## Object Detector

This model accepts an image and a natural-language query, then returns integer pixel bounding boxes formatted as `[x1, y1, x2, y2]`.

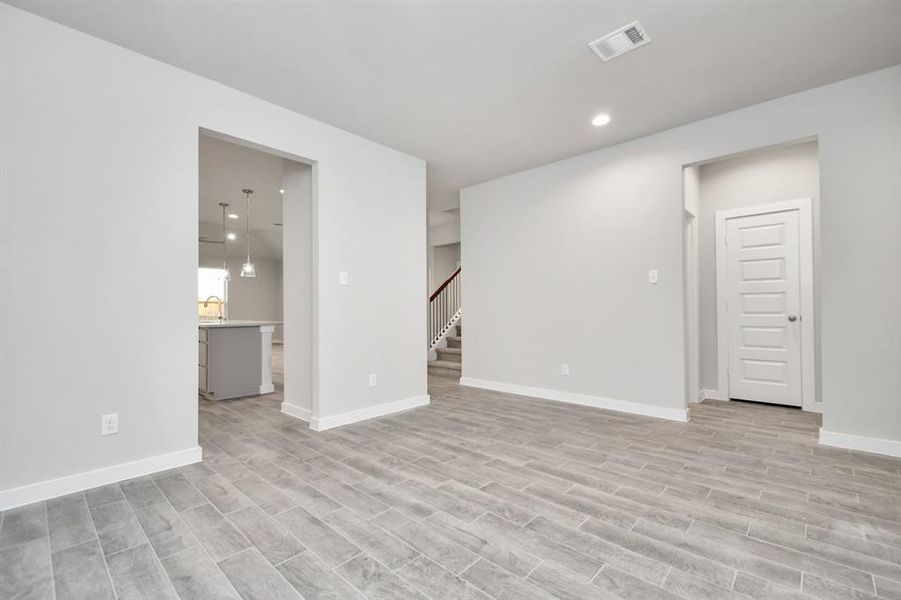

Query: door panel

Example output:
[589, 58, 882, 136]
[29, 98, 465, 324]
[740, 258, 784, 281]
[740, 293, 786, 314]
[726, 210, 802, 406]
[740, 327, 786, 348]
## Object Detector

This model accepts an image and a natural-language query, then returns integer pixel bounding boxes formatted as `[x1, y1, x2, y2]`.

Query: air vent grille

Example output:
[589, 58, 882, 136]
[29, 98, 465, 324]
[624, 26, 645, 44]
[588, 21, 651, 62]
[592, 40, 615, 59]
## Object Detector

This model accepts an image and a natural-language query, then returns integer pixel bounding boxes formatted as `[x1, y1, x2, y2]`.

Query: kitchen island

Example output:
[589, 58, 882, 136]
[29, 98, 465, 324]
[199, 320, 280, 400]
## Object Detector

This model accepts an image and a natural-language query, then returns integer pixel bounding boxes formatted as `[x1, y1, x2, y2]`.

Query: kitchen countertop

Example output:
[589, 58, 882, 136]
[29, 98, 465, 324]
[198, 320, 283, 328]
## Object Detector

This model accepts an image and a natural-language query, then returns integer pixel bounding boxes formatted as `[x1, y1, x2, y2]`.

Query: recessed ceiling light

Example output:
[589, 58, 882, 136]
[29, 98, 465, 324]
[279, 189, 285, 194]
[592, 114, 611, 127]
[227, 213, 239, 219]
[226, 233, 237, 240]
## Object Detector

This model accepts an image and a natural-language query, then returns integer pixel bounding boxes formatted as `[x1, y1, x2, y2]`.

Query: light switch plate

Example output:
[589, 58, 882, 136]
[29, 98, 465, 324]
[561, 363, 570, 376]
[648, 269, 659, 284]
[338, 271, 349, 286]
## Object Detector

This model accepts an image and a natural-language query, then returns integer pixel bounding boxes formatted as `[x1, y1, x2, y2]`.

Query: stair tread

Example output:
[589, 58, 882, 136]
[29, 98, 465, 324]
[429, 360, 462, 370]
[437, 347, 462, 355]
[446, 336, 462, 342]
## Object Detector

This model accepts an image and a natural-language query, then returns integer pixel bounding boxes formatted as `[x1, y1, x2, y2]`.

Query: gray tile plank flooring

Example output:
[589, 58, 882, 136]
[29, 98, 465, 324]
[179, 504, 250, 563]
[336, 554, 429, 600]
[89, 500, 148, 557]
[46, 494, 95, 553]
[160, 546, 240, 600]
[131, 500, 198, 560]
[226, 506, 304, 566]
[276, 551, 366, 600]
[106, 543, 178, 600]
[217, 548, 301, 600]
[51, 540, 115, 600]
[4, 357, 901, 599]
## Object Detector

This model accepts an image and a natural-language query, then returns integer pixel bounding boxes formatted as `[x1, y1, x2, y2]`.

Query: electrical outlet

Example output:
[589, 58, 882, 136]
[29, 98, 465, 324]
[369, 373, 377, 387]
[561, 363, 570, 376]
[338, 271, 349, 286]
[648, 269, 659, 284]
[101, 413, 118, 435]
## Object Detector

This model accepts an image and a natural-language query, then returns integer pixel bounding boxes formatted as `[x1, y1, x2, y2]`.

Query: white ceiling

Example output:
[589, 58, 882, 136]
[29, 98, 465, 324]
[10, 1, 901, 212]
[199, 134, 284, 260]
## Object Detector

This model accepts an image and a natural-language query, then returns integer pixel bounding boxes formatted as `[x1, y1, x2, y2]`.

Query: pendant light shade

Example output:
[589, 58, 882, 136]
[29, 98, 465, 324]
[240, 188, 256, 278]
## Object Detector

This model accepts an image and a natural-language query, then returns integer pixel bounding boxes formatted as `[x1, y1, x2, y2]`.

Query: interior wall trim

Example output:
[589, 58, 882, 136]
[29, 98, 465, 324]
[459, 377, 689, 422]
[700, 388, 728, 401]
[819, 429, 901, 458]
[308, 394, 431, 431]
[0, 446, 202, 511]
[281, 402, 312, 422]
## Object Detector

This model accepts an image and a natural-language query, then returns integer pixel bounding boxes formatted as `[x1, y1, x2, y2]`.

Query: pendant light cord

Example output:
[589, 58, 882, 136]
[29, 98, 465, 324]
[219, 202, 229, 273]
[245, 191, 252, 262]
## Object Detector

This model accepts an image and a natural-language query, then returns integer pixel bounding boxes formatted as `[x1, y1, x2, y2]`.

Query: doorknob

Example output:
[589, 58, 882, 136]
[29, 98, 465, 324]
[788, 315, 798, 322]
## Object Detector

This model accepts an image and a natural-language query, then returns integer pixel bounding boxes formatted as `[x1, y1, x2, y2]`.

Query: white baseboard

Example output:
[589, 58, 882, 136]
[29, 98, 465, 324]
[459, 378, 688, 422]
[310, 394, 431, 432]
[281, 402, 312, 422]
[819, 429, 901, 458]
[0, 446, 202, 511]
[259, 383, 275, 394]
[700, 388, 727, 401]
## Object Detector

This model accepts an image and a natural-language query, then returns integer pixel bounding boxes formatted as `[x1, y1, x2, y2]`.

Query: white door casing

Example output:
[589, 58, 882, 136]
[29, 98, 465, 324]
[683, 209, 700, 404]
[715, 199, 817, 412]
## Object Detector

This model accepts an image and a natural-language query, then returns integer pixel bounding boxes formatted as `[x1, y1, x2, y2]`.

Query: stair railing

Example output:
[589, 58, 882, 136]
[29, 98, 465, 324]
[429, 267, 461, 348]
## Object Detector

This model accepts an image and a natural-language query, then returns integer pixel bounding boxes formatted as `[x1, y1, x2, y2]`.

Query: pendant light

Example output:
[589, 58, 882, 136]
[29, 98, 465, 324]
[240, 188, 256, 278]
[218, 202, 231, 282]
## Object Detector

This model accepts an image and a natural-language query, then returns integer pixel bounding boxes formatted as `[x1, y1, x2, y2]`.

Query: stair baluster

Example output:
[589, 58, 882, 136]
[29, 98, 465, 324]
[428, 267, 461, 349]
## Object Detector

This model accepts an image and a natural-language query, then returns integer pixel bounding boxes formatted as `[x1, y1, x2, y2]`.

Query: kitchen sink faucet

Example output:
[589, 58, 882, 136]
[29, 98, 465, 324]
[203, 295, 225, 322]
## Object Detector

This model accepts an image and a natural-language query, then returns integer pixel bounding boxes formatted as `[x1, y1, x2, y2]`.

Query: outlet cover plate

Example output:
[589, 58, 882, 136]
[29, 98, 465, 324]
[101, 413, 119, 435]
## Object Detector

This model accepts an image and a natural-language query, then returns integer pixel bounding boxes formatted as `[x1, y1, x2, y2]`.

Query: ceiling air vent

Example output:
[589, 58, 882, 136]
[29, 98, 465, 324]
[588, 21, 651, 62]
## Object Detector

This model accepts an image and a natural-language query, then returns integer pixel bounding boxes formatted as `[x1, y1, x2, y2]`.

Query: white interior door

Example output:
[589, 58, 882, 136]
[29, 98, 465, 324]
[725, 210, 802, 406]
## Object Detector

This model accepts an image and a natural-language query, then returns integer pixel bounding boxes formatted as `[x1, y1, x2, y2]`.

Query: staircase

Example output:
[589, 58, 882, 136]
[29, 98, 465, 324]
[429, 321, 462, 378]
[428, 267, 462, 379]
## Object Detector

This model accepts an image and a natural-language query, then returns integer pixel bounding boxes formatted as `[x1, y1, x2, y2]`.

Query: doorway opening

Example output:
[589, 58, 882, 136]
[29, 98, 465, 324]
[197, 130, 315, 425]
[683, 138, 821, 413]
[427, 208, 462, 382]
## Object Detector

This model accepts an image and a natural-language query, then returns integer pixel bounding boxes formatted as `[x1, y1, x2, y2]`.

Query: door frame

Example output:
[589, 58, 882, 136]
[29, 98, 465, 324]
[714, 198, 817, 412]
[683, 208, 700, 404]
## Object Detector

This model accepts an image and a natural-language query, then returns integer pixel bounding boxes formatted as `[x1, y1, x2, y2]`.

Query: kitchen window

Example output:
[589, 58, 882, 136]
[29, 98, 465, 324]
[198, 267, 228, 320]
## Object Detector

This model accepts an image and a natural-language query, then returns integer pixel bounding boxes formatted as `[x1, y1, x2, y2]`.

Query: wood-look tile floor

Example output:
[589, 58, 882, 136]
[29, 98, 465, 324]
[3, 364, 901, 599]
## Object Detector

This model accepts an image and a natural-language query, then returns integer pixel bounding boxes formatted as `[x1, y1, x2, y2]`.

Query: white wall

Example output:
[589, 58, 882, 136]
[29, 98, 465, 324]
[462, 66, 900, 445]
[199, 254, 284, 340]
[697, 141, 821, 399]
[429, 220, 461, 247]
[429, 243, 461, 292]
[282, 162, 314, 417]
[0, 5, 427, 507]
